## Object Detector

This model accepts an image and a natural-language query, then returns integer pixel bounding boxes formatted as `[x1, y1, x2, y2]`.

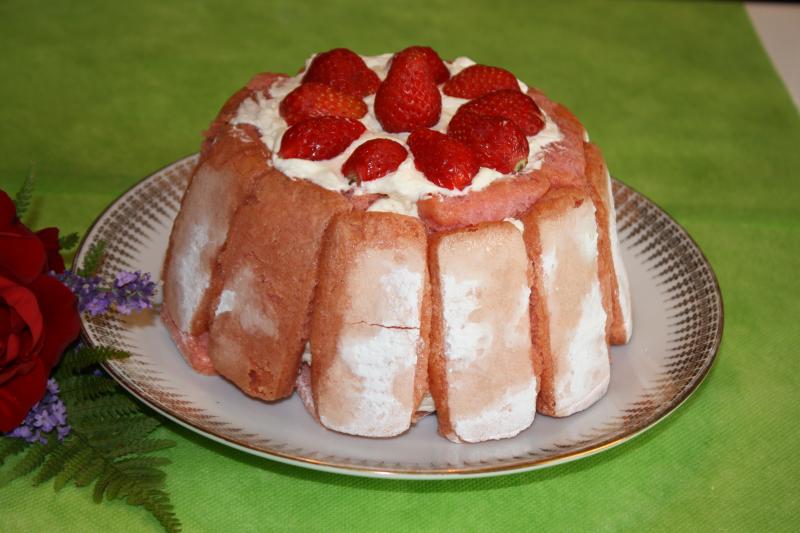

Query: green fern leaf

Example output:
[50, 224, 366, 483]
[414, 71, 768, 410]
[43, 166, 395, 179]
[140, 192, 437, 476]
[13, 167, 35, 218]
[32, 438, 80, 485]
[56, 345, 128, 376]
[79, 415, 160, 446]
[108, 439, 175, 459]
[77, 240, 107, 277]
[54, 447, 94, 491]
[93, 466, 113, 503]
[73, 457, 105, 487]
[0, 439, 58, 486]
[0, 437, 28, 465]
[115, 456, 171, 469]
[68, 395, 140, 425]
[58, 232, 80, 251]
[58, 375, 119, 401]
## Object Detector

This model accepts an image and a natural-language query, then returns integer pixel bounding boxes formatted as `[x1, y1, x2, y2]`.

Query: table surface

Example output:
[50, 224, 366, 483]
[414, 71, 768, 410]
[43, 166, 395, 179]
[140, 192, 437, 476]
[2, 1, 799, 531]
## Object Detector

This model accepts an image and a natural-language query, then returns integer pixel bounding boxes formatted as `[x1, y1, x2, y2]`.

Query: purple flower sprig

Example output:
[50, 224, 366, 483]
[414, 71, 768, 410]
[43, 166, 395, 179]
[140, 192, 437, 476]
[56, 270, 156, 317]
[6, 379, 70, 444]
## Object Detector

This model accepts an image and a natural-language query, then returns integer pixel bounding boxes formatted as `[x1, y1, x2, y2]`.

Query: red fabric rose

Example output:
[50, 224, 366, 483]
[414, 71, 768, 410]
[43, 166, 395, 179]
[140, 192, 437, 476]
[0, 190, 80, 432]
[36, 227, 66, 273]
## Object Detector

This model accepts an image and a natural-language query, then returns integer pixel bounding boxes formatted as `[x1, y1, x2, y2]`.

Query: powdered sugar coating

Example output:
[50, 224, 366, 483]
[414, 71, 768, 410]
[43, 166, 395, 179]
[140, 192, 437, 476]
[539, 200, 610, 416]
[322, 326, 418, 436]
[605, 169, 633, 341]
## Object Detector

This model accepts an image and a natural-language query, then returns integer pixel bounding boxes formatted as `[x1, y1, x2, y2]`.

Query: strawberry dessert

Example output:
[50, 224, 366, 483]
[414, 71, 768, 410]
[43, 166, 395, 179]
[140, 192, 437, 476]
[162, 46, 633, 442]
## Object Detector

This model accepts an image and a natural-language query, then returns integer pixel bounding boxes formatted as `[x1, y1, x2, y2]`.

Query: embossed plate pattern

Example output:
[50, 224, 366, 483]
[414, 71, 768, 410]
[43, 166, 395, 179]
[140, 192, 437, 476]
[76, 154, 723, 479]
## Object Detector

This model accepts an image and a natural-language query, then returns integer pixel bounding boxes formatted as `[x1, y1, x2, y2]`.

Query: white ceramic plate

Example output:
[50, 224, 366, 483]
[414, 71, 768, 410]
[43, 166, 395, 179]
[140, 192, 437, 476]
[77, 154, 723, 479]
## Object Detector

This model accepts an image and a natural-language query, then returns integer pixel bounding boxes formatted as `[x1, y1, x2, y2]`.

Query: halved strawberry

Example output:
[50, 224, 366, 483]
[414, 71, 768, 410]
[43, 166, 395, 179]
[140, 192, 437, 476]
[395, 46, 449, 84]
[458, 89, 545, 136]
[375, 49, 441, 133]
[407, 129, 479, 190]
[342, 138, 408, 184]
[448, 109, 529, 174]
[280, 82, 367, 126]
[278, 117, 365, 160]
[443, 64, 520, 99]
[302, 48, 380, 98]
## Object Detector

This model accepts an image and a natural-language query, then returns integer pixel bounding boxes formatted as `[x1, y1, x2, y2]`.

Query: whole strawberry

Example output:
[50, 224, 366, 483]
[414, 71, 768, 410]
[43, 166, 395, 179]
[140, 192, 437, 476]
[459, 89, 545, 136]
[443, 64, 521, 99]
[448, 110, 529, 174]
[342, 138, 408, 184]
[407, 129, 479, 190]
[302, 48, 380, 98]
[374, 49, 441, 133]
[278, 117, 365, 160]
[395, 46, 450, 84]
[280, 82, 367, 125]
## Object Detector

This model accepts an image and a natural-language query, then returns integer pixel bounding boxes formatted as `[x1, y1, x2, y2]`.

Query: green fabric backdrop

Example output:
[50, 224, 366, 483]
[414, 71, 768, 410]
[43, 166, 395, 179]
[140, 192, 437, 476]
[2, 0, 799, 530]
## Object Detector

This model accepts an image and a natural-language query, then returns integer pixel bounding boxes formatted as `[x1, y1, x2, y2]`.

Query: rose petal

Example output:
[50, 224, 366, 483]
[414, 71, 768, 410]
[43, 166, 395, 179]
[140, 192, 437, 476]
[0, 359, 49, 432]
[0, 227, 47, 284]
[0, 190, 15, 229]
[0, 275, 44, 386]
[35, 227, 65, 274]
[26, 274, 80, 369]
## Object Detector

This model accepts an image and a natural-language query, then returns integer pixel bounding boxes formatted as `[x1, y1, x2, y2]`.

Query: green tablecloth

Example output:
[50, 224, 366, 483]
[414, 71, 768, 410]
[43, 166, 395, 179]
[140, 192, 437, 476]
[2, 0, 799, 530]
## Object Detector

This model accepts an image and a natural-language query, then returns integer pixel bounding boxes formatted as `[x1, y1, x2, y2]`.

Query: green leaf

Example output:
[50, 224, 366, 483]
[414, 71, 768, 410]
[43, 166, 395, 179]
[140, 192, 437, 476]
[13, 167, 35, 218]
[77, 240, 107, 276]
[0, 437, 28, 465]
[56, 345, 128, 377]
[57, 374, 120, 401]
[32, 438, 81, 485]
[0, 439, 58, 486]
[54, 448, 94, 491]
[108, 439, 175, 459]
[58, 232, 80, 250]
[73, 457, 105, 487]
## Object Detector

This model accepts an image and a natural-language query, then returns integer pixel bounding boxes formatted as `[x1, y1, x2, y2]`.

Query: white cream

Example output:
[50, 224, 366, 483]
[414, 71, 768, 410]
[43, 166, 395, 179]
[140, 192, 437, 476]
[232, 54, 563, 217]
[175, 222, 210, 331]
[503, 218, 525, 233]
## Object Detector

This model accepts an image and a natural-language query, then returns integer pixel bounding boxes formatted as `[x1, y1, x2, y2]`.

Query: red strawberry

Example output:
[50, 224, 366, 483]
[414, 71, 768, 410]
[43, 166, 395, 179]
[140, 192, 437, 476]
[448, 109, 529, 174]
[395, 46, 449, 84]
[443, 64, 520, 99]
[280, 82, 367, 126]
[407, 129, 479, 190]
[458, 89, 545, 136]
[302, 48, 380, 98]
[375, 49, 442, 133]
[342, 138, 408, 184]
[278, 117, 365, 160]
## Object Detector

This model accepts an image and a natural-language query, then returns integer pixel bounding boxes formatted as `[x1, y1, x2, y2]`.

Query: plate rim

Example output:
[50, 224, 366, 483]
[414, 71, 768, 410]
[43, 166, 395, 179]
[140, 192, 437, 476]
[76, 153, 725, 479]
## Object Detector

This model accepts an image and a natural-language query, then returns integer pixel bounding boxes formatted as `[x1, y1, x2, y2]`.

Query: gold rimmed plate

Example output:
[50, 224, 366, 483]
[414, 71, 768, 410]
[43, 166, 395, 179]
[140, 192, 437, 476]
[76, 154, 723, 479]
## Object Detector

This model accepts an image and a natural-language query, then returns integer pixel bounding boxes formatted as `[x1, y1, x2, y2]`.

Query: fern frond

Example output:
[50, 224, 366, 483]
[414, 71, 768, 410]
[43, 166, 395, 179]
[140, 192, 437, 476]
[57, 374, 120, 401]
[67, 395, 140, 425]
[0, 439, 58, 486]
[56, 345, 128, 376]
[115, 456, 171, 469]
[0, 437, 28, 465]
[77, 240, 107, 277]
[13, 167, 35, 218]
[54, 447, 95, 491]
[32, 437, 81, 485]
[79, 414, 159, 445]
[58, 232, 80, 250]
[108, 439, 175, 459]
[74, 457, 105, 487]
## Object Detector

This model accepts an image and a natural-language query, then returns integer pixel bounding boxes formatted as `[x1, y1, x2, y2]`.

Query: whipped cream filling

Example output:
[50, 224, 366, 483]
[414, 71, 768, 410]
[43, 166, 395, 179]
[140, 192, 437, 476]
[232, 54, 563, 217]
